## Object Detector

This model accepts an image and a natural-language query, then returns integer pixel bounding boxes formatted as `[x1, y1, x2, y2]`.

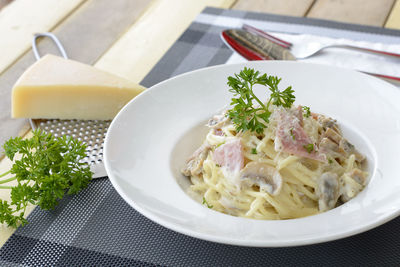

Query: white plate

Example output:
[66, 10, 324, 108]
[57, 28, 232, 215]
[104, 61, 400, 247]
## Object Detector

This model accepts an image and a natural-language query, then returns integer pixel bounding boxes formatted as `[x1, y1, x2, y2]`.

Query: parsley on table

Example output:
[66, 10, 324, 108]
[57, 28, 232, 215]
[227, 67, 295, 134]
[0, 130, 92, 228]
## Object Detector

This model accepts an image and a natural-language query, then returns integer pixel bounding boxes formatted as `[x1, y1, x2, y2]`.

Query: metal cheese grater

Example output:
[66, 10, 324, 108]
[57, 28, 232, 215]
[30, 33, 109, 178]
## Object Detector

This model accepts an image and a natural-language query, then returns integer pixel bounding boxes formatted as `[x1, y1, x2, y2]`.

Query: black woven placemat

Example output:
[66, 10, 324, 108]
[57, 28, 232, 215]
[2, 7, 400, 266]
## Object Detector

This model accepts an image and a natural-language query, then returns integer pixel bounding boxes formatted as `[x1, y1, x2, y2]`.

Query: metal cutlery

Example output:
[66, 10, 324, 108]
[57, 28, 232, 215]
[221, 26, 400, 83]
[242, 24, 400, 60]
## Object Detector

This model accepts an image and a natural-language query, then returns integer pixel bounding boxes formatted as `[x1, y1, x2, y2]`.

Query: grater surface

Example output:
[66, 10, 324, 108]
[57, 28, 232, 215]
[33, 119, 110, 178]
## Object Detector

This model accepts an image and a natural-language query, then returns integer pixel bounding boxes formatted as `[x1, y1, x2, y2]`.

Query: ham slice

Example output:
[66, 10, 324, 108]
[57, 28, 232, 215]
[293, 105, 304, 126]
[213, 139, 244, 172]
[275, 108, 326, 162]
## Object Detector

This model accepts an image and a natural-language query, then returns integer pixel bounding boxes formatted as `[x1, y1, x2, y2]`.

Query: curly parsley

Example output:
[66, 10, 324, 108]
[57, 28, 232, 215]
[227, 67, 295, 134]
[0, 130, 92, 227]
[302, 106, 311, 118]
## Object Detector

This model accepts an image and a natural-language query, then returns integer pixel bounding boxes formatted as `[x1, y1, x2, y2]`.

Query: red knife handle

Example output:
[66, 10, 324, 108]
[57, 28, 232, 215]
[221, 31, 268, 61]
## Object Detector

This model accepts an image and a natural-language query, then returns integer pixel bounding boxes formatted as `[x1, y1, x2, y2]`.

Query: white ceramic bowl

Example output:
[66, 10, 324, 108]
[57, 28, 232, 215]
[104, 61, 400, 247]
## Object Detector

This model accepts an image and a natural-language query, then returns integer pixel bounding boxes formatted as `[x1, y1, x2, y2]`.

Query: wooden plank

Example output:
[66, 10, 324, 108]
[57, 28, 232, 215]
[233, 0, 315, 16]
[0, 0, 86, 75]
[94, 0, 235, 84]
[0, 0, 152, 246]
[385, 0, 400, 29]
[307, 0, 395, 27]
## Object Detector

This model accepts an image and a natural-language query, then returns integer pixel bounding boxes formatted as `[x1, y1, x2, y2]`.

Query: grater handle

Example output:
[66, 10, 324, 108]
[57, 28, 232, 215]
[32, 33, 68, 61]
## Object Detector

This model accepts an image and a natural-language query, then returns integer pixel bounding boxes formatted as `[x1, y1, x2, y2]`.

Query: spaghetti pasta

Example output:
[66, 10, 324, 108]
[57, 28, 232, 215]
[182, 105, 367, 220]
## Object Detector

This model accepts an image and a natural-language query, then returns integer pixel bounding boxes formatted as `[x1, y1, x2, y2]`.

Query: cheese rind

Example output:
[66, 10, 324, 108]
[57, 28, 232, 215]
[12, 55, 145, 120]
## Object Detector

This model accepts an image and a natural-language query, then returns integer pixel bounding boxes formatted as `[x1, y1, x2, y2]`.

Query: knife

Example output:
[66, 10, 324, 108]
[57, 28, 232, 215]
[221, 29, 400, 84]
[222, 29, 295, 60]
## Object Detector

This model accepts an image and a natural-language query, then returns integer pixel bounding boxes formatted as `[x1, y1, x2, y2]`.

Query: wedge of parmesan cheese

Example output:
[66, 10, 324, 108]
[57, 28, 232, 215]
[12, 54, 145, 120]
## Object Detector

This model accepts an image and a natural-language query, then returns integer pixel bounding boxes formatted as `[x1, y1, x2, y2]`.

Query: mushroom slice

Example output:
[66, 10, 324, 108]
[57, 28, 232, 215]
[317, 172, 340, 212]
[340, 169, 366, 202]
[347, 168, 368, 186]
[181, 143, 211, 176]
[318, 115, 341, 134]
[339, 139, 365, 162]
[240, 162, 282, 195]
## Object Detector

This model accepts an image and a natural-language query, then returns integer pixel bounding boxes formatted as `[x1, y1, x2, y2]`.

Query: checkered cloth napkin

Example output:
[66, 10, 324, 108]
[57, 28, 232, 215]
[2, 7, 400, 267]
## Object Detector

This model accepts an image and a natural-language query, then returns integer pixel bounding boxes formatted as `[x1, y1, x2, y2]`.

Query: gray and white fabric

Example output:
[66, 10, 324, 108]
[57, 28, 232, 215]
[2, 7, 400, 267]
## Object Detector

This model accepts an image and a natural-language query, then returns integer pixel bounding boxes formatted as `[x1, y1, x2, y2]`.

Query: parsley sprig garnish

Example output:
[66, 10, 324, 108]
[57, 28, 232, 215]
[0, 130, 92, 227]
[227, 67, 295, 134]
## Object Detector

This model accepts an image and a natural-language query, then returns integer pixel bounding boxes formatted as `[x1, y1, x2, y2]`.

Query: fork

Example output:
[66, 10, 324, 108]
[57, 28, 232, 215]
[221, 25, 400, 82]
[242, 24, 400, 60]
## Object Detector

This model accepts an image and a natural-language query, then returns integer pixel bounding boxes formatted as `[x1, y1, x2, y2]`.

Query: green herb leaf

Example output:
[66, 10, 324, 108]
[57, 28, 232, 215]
[216, 142, 225, 148]
[251, 148, 257, 154]
[302, 106, 311, 118]
[303, 143, 314, 153]
[290, 128, 295, 140]
[0, 130, 92, 227]
[202, 197, 213, 209]
[227, 67, 295, 134]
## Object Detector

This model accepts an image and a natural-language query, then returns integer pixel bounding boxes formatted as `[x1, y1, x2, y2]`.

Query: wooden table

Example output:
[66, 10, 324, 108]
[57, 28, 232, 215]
[1, 0, 400, 246]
